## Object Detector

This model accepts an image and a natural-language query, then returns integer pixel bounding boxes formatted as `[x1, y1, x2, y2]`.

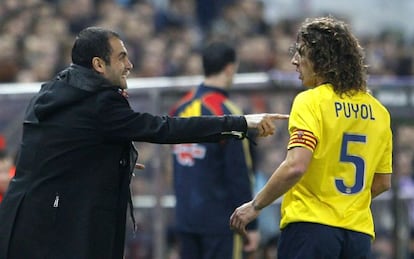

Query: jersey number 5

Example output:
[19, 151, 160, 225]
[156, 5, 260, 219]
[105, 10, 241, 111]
[336, 133, 366, 194]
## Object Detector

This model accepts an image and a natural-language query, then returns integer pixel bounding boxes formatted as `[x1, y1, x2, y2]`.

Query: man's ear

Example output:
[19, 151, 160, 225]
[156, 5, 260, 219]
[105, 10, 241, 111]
[92, 57, 105, 73]
[225, 63, 236, 76]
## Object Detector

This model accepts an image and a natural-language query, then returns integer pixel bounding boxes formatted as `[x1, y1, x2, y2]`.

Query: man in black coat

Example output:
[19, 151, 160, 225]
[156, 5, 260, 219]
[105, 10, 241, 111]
[0, 27, 288, 259]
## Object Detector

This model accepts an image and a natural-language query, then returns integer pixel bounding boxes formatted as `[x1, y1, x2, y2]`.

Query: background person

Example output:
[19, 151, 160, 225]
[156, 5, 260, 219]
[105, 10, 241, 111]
[230, 16, 393, 259]
[170, 41, 260, 259]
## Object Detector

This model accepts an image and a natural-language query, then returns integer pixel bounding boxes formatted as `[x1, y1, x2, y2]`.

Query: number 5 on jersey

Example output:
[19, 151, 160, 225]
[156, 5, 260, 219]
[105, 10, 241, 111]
[336, 133, 366, 194]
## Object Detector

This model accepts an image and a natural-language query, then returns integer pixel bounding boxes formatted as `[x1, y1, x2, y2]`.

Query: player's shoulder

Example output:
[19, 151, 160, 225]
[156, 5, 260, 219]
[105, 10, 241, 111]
[202, 91, 227, 105]
[293, 86, 325, 106]
[201, 91, 228, 115]
[169, 90, 196, 115]
[363, 91, 390, 114]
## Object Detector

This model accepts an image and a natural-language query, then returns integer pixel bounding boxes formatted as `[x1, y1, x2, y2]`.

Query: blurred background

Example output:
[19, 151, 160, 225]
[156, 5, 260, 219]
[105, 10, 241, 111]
[0, 0, 414, 258]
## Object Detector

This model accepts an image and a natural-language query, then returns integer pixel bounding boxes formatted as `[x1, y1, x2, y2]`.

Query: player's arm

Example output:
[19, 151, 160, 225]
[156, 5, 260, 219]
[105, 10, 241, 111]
[229, 146, 312, 237]
[251, 146, 312, 210]
[371, 124, 392, 199]
[371, 173, 391, 199]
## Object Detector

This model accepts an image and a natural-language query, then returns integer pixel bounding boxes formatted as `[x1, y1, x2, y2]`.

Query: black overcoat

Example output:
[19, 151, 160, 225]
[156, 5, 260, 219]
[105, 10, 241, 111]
[0, 65, 247, 259]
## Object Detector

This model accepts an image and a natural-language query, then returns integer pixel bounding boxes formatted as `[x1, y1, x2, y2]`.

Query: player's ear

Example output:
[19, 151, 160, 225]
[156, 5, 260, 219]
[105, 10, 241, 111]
[92, 57, 106, 73]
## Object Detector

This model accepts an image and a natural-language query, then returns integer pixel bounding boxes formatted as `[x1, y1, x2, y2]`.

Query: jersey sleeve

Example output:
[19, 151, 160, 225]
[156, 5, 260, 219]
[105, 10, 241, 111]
[287, 92, 319, 152]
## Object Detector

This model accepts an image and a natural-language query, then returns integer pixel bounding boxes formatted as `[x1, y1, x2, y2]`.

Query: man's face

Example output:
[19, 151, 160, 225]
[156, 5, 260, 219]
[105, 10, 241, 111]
[101, 37, 133, 89]
[290, 42, 317, 88]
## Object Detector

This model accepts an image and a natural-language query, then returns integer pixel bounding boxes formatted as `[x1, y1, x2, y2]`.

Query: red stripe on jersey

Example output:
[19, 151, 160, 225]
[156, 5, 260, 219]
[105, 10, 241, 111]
[202, 93, 226, 115]
[288, 129, 317, 151]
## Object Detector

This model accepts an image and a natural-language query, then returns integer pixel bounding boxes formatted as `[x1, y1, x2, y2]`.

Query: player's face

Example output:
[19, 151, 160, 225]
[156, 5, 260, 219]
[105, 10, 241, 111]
[102, 37, 133, 89]
[291, 42, 317, 88]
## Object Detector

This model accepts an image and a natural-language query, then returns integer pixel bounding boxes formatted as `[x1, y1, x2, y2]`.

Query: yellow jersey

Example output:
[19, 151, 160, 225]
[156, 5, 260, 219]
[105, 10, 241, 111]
[282, 83, 393, 238]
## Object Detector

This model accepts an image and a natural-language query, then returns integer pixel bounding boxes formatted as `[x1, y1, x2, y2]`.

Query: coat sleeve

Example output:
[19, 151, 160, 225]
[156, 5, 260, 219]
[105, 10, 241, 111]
[96, 90, 248, 143]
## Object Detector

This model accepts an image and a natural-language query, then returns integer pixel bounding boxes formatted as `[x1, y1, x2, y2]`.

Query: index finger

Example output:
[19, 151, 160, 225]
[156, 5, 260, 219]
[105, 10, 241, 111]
[265, 113, 290, 120]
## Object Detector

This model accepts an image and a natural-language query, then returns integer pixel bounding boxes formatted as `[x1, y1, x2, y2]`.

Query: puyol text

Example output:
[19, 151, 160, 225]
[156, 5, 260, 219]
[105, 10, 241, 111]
[334, 102, 375, 120]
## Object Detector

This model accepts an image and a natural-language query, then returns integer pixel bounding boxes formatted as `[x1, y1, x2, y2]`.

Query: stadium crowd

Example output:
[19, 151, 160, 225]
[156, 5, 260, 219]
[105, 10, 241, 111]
[0, 0, 413, 83]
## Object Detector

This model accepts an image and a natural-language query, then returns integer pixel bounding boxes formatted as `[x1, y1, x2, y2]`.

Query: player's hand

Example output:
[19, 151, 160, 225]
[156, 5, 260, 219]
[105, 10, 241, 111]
[245, 113, 289, 137]
[230, 201, 260, 239]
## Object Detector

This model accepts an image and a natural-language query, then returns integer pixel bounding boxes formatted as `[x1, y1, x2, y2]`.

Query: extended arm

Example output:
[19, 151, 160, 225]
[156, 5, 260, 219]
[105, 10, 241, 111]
[100, 90, 288, 142]
[229, 146, 312, 237]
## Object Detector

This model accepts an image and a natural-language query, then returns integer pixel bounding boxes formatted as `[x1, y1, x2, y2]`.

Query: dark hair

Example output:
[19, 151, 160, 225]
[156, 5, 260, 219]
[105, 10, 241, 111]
[202, 42, 236, 77]
[298, 16, 367, 96]
[71, 27, 120, 69]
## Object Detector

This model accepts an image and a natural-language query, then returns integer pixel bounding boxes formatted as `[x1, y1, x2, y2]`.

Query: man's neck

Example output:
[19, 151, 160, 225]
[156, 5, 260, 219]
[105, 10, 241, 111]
[203, 75, 229, 90]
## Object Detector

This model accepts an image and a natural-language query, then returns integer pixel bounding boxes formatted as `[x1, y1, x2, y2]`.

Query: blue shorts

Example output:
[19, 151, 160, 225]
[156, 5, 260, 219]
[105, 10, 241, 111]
[277, 222, 372, 259]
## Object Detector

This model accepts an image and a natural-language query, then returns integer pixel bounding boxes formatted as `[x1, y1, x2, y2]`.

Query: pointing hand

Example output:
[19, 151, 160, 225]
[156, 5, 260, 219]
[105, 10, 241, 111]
[245, 113, 289, 137]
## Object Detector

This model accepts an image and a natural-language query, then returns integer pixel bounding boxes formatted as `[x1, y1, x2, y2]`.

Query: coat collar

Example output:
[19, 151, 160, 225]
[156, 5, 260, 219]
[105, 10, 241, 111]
[56, 64, 114, 92]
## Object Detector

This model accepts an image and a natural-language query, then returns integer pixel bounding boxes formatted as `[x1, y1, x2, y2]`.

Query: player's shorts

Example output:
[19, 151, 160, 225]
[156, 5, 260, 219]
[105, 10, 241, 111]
[277, 222, 372, 259]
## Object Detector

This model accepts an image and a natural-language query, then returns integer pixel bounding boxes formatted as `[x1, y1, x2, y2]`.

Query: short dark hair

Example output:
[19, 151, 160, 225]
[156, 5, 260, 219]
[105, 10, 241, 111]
[71, 27, 120, 69]
[202, 42, 236, 77]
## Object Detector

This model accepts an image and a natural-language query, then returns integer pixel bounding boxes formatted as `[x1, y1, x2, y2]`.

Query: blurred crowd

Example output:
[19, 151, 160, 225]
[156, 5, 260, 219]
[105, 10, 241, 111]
[1, 0, 413, 84]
